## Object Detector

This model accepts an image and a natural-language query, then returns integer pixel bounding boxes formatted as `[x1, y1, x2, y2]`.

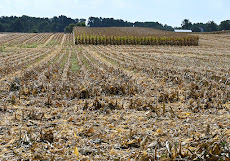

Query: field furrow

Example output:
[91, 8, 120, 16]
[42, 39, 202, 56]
[43, 34, 55, 47]
[0, 30, 229, 161]
[5, 33, 38, 46]
[62, 50, 71, 82]
[0, 34, 66, 84]
[0, 49, 52, 79]
[23, 33, 53, 46]
[0, 34, 23, 45]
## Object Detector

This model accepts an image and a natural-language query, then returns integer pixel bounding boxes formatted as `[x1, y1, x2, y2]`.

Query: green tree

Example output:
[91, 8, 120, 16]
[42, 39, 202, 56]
[64, 26, 71, 33]
[69, 23, 76, 30]
[30, 29, 38, 33]
[11, 19, 24, 32]
[191, 23, 206, 32]
[181, 19, 192, 30]
[220, 20, 230, 30]
[207, 21, 218, 32]
[0, 23, 5, 32]
[64, 23, 77, 33]
[80, 22, 86, 27]
[76, 22, 86, 27]
[39, 21, 49, 32]
[191, 26, 201, 32]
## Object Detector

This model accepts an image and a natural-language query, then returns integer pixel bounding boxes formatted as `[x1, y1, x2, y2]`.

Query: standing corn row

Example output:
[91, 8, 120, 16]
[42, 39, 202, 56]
[75, 35, 199, 46]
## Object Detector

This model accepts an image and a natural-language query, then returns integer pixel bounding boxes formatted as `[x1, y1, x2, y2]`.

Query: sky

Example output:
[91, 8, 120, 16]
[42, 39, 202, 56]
[0, 0, 229, 27]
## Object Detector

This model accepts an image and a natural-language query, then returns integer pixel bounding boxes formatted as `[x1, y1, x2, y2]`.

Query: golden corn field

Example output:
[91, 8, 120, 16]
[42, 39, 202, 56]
[74, 27, 199, 46]
[0, 28, 229, 160]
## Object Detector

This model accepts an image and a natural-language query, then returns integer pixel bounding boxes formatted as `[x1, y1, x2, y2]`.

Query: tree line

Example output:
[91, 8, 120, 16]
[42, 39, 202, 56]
[180, 19, 230, 32]
[87, 17, 174, 31]
[0, 15, 230, 33]
[0, 15, 86, 33]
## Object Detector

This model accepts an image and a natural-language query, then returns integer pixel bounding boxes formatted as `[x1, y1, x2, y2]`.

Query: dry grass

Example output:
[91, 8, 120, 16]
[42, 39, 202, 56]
[0, 31, 229, 160]
[0, 34, 7, 38]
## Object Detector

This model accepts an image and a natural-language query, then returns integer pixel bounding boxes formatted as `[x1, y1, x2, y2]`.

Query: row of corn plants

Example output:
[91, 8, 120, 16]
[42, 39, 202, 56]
[75, 34, 199, 46]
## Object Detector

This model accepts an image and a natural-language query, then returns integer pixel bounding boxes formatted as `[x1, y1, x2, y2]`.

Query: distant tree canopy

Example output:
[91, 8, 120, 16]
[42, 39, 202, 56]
[87, 17, 174, 31]
[207, 21, 218, 32]
[0, 23, 5, 32]
[181, 19, 192, 30]
[220, 20, 230, 30]
[76, 22, 86, 27]
[0, 15, 229, 33]
[179, 19, 230, 32]
[12, 19, 24, 32]
[134, 22, 174, 31]
[64, 25, 73, 33]
[64, 23, 82, 33]
[0, 15, 86, 33]
[88, 17, 133, 27]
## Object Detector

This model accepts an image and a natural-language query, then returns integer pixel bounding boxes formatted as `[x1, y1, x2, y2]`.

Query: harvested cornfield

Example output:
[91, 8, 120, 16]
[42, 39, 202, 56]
[0, 30, 229, 160]
[74, 27, 199, 46]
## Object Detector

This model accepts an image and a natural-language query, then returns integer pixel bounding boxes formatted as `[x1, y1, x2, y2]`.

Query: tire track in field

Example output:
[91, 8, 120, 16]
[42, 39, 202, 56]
[60, 34, 66, 47]
[82, 46, 158, 86]
[82, 46, 128, 73]
[0, 34, 66, 84]
[62, 50, 71, 82]
[73, 33, 75, 45]
[0, 34, 22, 45]
[43, 34, 55, 47]
[75, 47, 83, 70]
[22, 34, 40, 45]
[82, 45, 160, 100]
[77, 45, 92, 71]
[56, 50, 66, 64]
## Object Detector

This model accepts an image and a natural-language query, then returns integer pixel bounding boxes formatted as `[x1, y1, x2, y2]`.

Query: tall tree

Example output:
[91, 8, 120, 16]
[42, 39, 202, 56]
[64, 23, 77, 33]
[134, 21, 173, 31]
[39, 21, 49, 32]
[220, 20, 230, 30]
[0, 23, 4, 32]
[207, 21, 218, 32]
[64, 26, 71, 33]
[181, 19, 192, 30]
[11, 19, 24, 32]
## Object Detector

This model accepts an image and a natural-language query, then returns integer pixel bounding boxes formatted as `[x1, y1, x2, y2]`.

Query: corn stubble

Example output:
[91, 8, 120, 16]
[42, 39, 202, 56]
[0, 30, 229, 160]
